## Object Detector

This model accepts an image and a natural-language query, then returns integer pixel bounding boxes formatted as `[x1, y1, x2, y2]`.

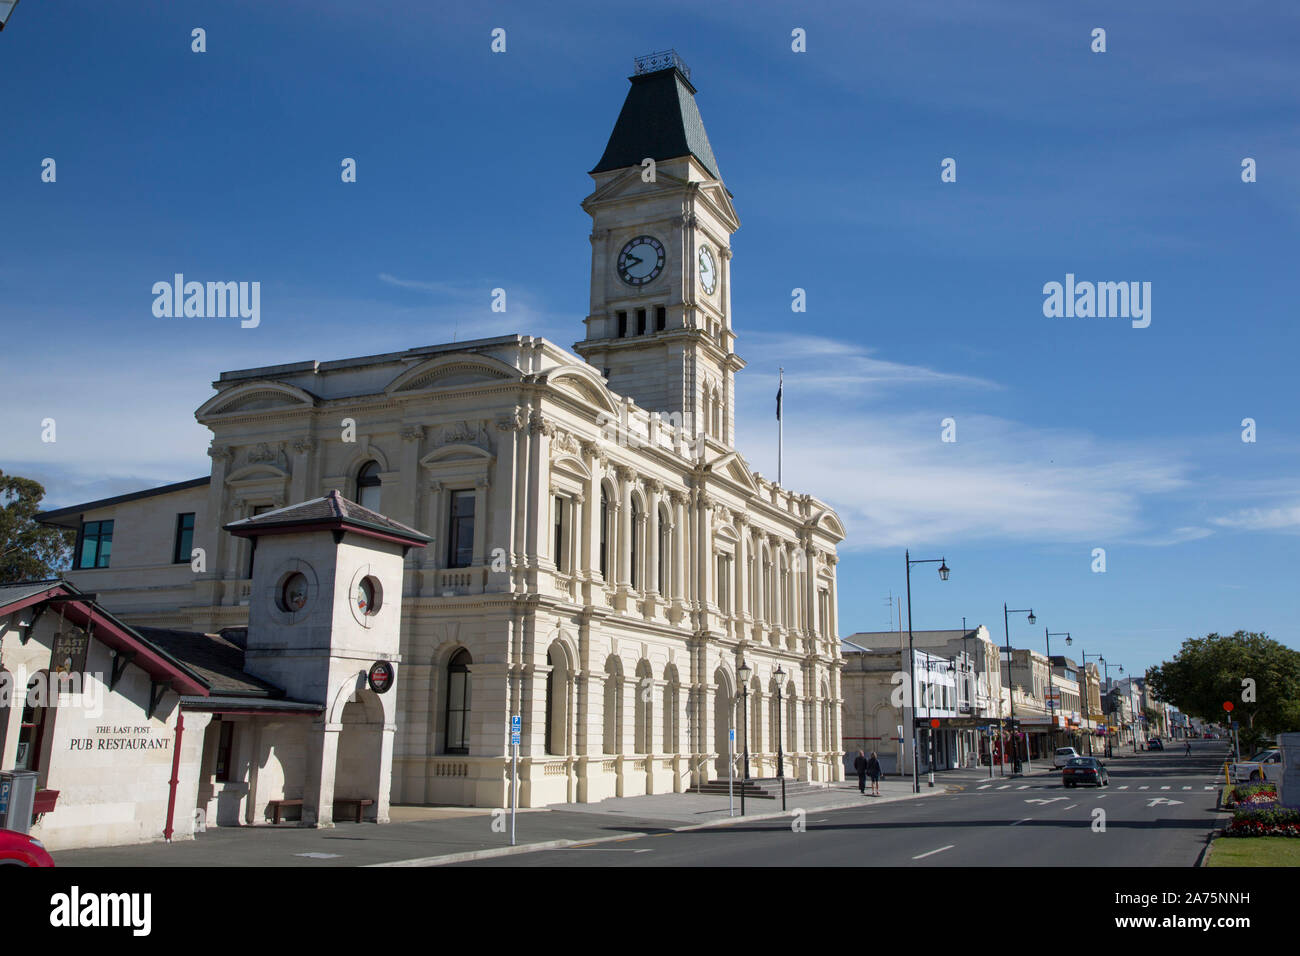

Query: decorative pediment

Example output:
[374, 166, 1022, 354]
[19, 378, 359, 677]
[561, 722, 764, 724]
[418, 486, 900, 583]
[704, 450, 760, 494]
[196, 382, 318, 420]
[811, 508, 847, 541]
[583, 165, 694, 208]
[541, 365, 619, 415]
[385, 354, 520, 395]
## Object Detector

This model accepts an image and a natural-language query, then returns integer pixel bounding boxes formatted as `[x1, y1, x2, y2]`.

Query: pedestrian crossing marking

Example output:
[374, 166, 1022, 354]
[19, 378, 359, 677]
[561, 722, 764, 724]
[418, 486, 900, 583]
[978, 785, 991, 790]
[997, 785, 1011, 790]
[1139, 786, 1149, 790]
[1160, 786, 1170, 790]
[1182, 786, 1191, 790]
[1118, 786, 1128, 790]
[1016, 785, 1029, 790]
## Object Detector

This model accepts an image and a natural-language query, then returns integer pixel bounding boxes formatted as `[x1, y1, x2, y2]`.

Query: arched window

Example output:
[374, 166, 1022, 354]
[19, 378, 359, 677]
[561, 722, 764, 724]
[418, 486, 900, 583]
[599, 488, 610, 579]
[444, 650, 471, 754]
[657, 505, 671, 596]
[356, 461, 382, 512]
[629, 497, 641, 590]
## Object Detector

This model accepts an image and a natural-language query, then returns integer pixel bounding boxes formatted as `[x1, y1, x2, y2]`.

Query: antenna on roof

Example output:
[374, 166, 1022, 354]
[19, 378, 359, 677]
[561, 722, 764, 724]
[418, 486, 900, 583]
[634, 49, 691, 80]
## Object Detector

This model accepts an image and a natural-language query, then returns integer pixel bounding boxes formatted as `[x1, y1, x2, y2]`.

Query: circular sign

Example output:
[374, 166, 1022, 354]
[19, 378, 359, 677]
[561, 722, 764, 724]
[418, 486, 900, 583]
[368, 660, 395, 694]
[1223, 701, 1234, 712]
[930, 718, 940, 728]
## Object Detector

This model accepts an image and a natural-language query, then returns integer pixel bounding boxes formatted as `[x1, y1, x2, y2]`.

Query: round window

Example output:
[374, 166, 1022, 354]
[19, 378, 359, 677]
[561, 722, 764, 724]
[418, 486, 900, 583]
[281, 572, 309, 612]
[355, 576, 382, 616]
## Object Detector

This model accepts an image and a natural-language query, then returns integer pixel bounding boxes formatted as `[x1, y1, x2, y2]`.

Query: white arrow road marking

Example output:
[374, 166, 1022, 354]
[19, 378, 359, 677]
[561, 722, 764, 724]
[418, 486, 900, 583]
[912, 845, 955, 860]
[1147, 797, 1183, 807]
[295, 852, 342, 859]
[1026, 797, 1068, 805]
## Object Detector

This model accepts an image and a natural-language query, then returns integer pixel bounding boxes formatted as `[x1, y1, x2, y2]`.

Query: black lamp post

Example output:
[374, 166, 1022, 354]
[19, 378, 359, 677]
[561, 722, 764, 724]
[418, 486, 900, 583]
[774, 663, 785, 781]
[1003, 603, 1035, 775]
[737, 659, 751, 815]
[0, 1, 20, 31]
[905, 550, 950, 793]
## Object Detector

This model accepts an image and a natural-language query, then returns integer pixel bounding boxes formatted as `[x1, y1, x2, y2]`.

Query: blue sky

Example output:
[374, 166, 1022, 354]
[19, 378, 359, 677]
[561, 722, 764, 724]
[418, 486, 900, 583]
[2, 1, 1297, 673]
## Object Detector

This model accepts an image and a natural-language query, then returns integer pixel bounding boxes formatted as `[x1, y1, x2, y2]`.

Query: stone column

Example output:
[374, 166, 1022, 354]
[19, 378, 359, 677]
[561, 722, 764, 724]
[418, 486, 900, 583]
[616, 465, 635, 592]
[303, 719, 342, 828]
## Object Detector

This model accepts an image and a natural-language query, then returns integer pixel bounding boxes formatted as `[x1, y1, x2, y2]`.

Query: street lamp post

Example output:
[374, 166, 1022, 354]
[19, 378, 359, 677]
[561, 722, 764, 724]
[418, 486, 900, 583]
[775, 663, 786, 810]
[1003, 603, 1036, 775]
[905, 550, 950, 793]
[0, 1, 21, 32]
[1046, 630, 1070, 754]
[737, 659, 751, 815]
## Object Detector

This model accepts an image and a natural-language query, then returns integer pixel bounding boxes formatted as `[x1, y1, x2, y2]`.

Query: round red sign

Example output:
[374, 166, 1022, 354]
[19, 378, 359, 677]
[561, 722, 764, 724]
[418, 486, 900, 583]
[368, 660, 395, 694]
[1223, 701, 1234, 712]
[930, 718, 940, 728]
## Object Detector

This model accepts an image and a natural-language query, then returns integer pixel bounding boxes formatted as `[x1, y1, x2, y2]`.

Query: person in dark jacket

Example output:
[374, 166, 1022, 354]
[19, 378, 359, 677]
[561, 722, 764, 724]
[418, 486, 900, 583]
[865, 751, 883, 796]
[853, 750, 868, 793]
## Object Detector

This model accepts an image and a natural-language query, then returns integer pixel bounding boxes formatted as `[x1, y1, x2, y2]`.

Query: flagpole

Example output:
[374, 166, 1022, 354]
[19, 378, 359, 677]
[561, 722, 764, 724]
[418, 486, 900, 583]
[777, 367, 784, 486]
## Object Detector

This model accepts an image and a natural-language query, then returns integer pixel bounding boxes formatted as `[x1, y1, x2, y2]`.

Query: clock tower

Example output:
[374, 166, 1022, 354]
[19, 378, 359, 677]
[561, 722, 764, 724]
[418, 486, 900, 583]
[576, 51, 744, 448]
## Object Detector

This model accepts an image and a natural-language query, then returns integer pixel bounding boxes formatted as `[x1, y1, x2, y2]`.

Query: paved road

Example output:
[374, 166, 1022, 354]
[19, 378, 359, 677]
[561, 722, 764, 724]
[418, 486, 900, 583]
[465, 742, 1230, 867]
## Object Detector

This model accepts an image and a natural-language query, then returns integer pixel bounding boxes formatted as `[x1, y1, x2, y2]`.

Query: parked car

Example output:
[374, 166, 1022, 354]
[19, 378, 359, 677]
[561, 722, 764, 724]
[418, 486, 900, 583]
[1202, 732, 1213, 739]
[1228, 749, 1282, 783]
[0, 828, 55, 867]
[1063, 756, 1109, 788]
[1147, 737, 1164, 750]
[1053, 747, 1080, 768]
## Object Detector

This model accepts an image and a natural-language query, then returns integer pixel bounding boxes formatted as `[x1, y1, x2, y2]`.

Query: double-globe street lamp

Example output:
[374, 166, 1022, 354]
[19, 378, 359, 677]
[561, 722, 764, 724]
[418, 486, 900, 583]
[905, 550, 950, 793]
[1003, 603, 1036, 774]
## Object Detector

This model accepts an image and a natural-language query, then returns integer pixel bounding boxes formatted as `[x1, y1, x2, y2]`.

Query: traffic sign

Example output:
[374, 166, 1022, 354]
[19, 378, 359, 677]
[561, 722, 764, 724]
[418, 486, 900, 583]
[729, 729, 735, 743]
[510, 715, 521, 745]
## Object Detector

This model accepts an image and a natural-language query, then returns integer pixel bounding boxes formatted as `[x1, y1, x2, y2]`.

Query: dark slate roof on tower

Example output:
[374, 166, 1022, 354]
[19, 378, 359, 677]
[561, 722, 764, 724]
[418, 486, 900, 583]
[592, 52, 722, 181]
[224, 489, 429, 545]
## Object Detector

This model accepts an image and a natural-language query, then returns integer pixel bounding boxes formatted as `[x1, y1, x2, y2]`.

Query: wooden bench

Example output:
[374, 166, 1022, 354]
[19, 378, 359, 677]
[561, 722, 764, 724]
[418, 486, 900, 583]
[332, 798, 374, 823]
[267, 798, 304, 824]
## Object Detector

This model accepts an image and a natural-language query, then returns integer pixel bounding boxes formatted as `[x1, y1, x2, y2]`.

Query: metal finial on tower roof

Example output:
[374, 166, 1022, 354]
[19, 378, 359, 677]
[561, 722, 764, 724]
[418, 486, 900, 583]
[634, 49, 690, 81]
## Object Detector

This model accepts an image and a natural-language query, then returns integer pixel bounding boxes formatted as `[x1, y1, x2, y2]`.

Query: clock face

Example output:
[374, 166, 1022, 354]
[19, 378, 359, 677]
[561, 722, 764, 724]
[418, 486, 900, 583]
[698, 245, 717, 295]
[617, 235, 665, 286]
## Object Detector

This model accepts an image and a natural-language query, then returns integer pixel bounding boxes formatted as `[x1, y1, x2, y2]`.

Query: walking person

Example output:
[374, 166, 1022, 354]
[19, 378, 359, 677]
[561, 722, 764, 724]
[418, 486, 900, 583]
[1184, 740, 1192, 757]
[866, 751, 883, 796]
[853, 750, 868, 794]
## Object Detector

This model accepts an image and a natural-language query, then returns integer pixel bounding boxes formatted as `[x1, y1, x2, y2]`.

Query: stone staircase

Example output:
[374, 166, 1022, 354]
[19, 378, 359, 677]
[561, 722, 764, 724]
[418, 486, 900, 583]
[690, 777, 825, 800]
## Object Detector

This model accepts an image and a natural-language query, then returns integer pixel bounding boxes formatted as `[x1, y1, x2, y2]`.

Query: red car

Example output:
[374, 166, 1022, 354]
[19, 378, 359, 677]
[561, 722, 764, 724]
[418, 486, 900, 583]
[0, 828, 55, 867]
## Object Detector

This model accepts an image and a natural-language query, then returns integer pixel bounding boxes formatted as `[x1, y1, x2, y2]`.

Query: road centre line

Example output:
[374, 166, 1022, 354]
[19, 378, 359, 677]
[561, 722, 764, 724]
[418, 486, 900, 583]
[912, 845, 955, 860]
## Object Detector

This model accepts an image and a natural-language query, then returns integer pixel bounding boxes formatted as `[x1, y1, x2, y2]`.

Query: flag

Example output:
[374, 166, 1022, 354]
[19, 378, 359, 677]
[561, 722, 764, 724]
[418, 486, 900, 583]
[776, 371, 783, 421]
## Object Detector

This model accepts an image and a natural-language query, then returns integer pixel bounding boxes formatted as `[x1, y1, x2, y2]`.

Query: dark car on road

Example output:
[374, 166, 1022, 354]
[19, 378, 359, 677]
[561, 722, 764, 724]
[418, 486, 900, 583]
[1147, 737, 1164, 750]
[1062, 756, 1109, 788]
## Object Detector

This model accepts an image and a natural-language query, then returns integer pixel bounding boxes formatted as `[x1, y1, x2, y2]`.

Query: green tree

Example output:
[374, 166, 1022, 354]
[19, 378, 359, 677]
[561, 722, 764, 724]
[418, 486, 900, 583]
[1147, 632, 1300, 754]
[0, 470, 74, 583]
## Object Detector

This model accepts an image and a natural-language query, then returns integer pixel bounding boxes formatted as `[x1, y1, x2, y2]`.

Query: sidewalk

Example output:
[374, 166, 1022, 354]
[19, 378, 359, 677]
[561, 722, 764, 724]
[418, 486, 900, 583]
[52, 779, 943, 868]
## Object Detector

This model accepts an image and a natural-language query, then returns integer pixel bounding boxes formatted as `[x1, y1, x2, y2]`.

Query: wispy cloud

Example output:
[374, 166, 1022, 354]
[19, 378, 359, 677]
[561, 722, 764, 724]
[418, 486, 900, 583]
[1212, 504, 1300, 532]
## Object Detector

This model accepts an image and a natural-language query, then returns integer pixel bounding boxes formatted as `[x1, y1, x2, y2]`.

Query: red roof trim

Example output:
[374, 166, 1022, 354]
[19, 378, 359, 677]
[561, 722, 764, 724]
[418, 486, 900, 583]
[0, 585, 209, 697]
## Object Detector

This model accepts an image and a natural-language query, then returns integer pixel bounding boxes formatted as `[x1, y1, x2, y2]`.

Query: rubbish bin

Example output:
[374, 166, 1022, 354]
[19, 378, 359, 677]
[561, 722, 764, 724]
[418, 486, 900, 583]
[0, 770, 39, 834]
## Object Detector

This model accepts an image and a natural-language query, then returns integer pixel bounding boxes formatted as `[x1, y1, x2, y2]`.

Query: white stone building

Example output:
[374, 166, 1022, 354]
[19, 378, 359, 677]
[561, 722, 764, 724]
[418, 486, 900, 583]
[35, 53, 847, 814]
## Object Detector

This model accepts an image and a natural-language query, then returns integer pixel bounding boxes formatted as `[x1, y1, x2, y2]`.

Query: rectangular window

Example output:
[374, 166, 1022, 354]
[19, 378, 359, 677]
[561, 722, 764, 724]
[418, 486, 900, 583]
[553, 495, 567, 573]
[214, 720, 235, 782]
[716, 554, 731, 614]
[636, 308, 647, 335]
[173, 512, 196, 564]
[655, 306, 666, 331]
[447, 490, 476, 568]
[76, 520, 114, 569]
[617, 311, 628, 337]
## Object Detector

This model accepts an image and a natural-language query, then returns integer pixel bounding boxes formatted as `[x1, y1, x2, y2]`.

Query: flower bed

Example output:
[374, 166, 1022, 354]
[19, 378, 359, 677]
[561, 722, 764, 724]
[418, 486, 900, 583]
[1225, 783, 1278, 808]
[1222, 806, 1300, 838]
